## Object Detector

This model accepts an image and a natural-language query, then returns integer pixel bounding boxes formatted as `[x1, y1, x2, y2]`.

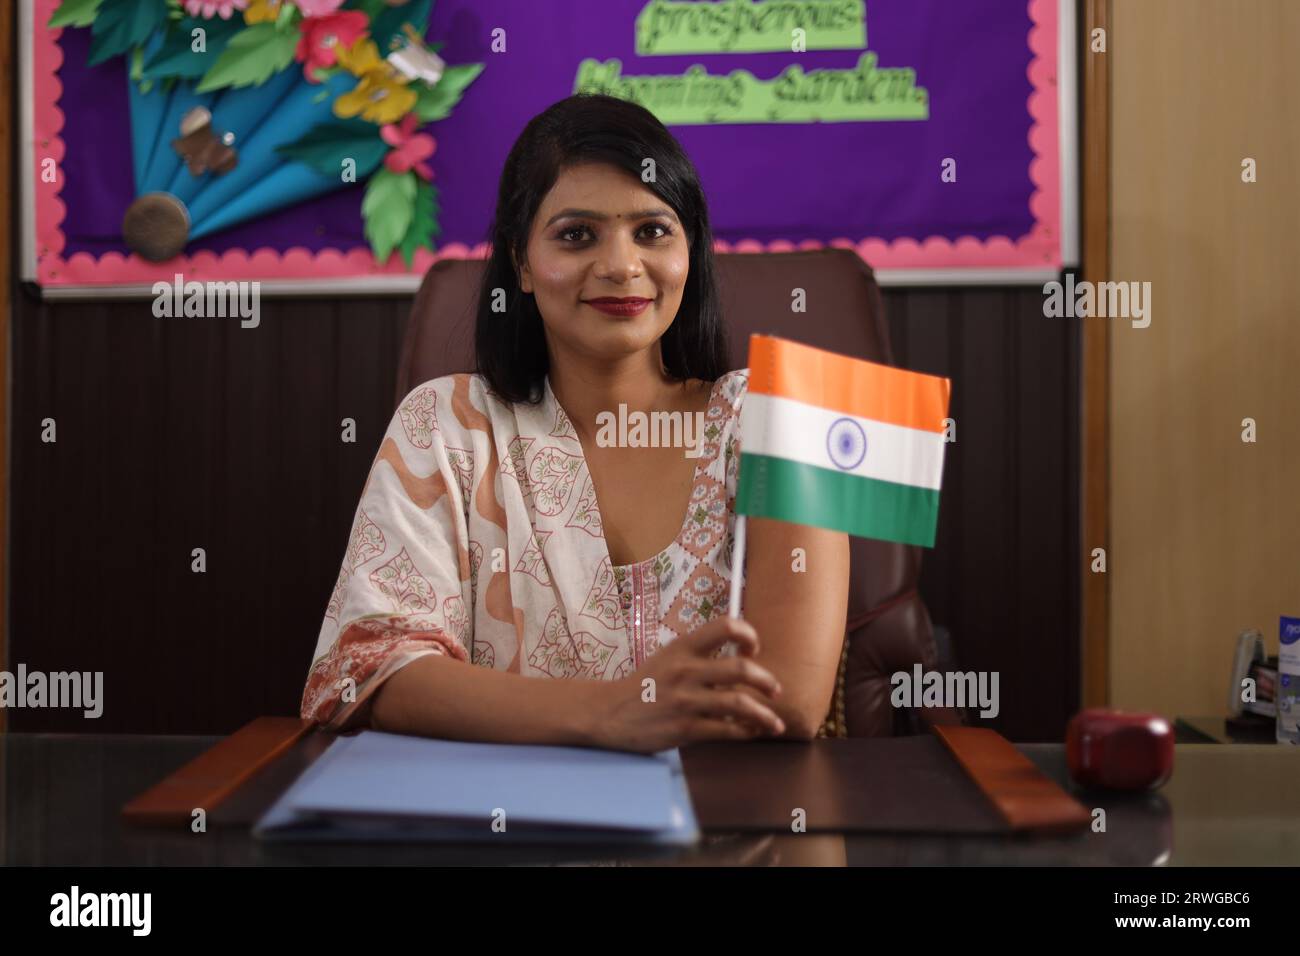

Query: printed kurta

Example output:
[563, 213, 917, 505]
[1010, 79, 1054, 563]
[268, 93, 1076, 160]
[302, 369, 750, 730]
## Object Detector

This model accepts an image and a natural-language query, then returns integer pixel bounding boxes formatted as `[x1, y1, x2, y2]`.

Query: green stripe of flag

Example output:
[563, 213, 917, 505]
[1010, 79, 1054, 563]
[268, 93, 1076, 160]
[736, 453, 940, 547]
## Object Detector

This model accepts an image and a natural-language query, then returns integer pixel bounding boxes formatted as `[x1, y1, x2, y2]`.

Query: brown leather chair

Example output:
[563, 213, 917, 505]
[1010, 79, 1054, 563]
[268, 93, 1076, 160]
[395, 247, 963, 737]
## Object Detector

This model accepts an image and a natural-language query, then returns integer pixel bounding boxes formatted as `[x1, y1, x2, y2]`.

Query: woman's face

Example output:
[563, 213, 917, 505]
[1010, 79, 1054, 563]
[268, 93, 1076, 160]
[517, 162, 690, 367]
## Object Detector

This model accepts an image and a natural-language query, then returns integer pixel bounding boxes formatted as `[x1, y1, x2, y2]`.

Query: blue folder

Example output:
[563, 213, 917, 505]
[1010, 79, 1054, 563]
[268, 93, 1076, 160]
[254, 731, 700, 845]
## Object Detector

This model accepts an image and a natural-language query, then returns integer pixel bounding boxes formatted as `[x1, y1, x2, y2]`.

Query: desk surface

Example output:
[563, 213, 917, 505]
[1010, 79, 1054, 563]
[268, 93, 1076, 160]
[3, 733, 1297, 866]
[1176, 714, 1279, 745]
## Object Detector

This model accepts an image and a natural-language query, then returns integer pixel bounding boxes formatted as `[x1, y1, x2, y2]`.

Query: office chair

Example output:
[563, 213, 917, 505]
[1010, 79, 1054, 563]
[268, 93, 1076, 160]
[395, 247, 963, 736]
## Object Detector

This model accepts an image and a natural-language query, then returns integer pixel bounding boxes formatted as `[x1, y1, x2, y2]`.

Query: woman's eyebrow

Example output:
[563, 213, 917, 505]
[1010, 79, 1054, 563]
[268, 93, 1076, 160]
[544, 207, 677, 227]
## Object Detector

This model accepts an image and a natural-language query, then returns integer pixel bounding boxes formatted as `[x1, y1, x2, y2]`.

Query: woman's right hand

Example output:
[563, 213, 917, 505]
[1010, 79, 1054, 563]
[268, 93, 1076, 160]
[588, 615, 785, 753]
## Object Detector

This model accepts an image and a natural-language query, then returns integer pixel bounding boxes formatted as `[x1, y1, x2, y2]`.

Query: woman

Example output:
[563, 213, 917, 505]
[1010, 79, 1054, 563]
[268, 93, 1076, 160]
[301, 93, 849, 752]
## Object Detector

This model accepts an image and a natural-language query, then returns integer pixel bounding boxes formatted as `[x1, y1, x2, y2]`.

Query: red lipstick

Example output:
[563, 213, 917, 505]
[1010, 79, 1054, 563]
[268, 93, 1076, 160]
[583, 297, 652, 317]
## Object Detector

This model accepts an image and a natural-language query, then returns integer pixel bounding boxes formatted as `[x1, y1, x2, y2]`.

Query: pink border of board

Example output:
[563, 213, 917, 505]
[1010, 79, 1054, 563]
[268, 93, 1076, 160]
[30, 0, 1060, 287]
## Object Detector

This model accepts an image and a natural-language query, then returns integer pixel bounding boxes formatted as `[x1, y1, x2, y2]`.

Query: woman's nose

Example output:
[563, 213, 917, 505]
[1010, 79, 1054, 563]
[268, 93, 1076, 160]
[593, 231, 644, 281]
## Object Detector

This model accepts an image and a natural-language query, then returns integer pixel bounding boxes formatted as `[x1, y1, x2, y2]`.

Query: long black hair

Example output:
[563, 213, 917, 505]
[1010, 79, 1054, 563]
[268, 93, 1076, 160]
[474, 93, 728, 404]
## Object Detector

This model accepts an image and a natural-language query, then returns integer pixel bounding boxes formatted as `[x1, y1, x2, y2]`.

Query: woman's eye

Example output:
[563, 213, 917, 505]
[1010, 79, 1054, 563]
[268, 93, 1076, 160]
[557, 223, 673, 243]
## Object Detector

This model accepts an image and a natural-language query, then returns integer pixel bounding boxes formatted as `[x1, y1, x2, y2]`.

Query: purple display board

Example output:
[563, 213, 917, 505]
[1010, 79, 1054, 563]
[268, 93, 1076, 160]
[26, 0, 1066, 292]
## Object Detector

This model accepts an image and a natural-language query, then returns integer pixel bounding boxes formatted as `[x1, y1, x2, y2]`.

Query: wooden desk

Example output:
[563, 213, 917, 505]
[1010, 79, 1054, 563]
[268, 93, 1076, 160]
[1176, 714, 1278, 745]
[3, 733, 1298, 865]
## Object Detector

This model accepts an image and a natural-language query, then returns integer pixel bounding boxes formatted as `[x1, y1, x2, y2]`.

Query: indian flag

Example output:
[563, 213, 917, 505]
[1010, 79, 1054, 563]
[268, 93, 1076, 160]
[736, 335, 951, 548]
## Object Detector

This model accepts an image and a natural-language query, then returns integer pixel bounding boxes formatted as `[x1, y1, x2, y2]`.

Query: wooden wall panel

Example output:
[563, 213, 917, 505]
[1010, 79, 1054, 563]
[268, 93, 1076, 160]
[887, 289, 1082, 741]
[1109, 0, 1300, 715]
[1081, 0, 1111, 707]
[8, 284, 1080, 740]
[8, 292, 411, 733]
[1, 0, 13, 736]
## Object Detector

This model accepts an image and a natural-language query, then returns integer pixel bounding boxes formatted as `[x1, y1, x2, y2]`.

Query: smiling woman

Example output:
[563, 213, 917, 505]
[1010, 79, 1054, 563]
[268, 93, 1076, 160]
[301, 93, 849, 752]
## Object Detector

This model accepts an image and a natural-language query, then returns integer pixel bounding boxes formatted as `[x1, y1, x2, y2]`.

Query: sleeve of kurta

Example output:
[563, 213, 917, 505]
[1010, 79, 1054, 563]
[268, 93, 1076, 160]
[301, 380, 475, 731]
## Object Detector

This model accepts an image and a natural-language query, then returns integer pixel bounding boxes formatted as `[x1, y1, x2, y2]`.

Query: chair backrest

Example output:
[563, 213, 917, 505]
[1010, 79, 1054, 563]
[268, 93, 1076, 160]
[395, 248, 955, 736]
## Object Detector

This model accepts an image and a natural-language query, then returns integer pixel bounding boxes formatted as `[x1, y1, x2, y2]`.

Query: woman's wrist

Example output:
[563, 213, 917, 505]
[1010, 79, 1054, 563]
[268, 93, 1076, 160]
[569, 677, 619, 749]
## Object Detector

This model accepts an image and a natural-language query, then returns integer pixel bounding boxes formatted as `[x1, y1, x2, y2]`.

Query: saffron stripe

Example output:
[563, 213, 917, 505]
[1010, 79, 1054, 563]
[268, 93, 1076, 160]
[748, 334, 950, 433]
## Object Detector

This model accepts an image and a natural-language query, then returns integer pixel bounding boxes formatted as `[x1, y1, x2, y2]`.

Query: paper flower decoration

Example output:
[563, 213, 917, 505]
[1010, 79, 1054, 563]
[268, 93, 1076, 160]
[295, 10, 369, 83]
[295, 0, 348, 16]
[335, 71, 417, 125]
[49, 0, 483, 267]
[243, 0, 285, 25]
[382, 114, 436, 180]
[184, 0, 250, 19]
[387, 24, 446, 84]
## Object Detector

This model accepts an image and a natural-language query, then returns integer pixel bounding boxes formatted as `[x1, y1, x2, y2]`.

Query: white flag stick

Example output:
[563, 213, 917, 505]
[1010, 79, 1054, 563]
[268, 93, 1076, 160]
[727, 513, 747, 619]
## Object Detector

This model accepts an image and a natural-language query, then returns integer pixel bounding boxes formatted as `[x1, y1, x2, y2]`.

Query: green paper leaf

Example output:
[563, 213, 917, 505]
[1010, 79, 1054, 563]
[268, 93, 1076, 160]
[413, 63, 484, 122]
[142, 16, 243, 80]
[397, 180, 440, 268]
[371, 0, 433, 49]
[363, 168, 418, 265]
[195, 22, 298, 93]
[275, 0, 300, 29]
[49, 0, 102, 29]
[130, 47, 155, 94]
[87, 0, 168, 66]
[277, 119, 388, 180]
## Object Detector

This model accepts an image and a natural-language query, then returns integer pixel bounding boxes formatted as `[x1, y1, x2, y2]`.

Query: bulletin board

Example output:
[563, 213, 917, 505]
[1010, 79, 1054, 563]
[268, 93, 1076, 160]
[21, 0, 1077, 297]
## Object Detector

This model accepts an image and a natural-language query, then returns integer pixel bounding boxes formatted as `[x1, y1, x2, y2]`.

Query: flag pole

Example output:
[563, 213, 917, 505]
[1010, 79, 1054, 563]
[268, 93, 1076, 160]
[727, 513, 747, 619]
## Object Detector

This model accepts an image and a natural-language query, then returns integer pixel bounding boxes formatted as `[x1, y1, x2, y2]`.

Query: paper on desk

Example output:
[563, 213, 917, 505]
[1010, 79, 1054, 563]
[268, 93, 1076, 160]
[254, 730, 699, 845]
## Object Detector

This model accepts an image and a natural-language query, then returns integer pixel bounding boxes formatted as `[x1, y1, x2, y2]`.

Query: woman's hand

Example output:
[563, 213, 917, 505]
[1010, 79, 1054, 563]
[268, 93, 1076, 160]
[588, 615, 785, 753]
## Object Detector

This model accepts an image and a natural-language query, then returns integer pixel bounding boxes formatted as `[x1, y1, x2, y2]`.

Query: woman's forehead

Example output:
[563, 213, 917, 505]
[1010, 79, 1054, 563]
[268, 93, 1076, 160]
[539, 163, 671, 215]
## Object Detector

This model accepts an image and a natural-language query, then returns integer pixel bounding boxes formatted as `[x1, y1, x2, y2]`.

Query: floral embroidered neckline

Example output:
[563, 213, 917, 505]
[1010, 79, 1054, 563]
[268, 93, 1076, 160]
[540, 373, 733, 575]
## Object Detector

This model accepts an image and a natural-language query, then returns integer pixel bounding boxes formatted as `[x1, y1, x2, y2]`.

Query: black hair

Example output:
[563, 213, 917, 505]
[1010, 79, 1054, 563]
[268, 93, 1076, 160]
[474, 93, 728, 404]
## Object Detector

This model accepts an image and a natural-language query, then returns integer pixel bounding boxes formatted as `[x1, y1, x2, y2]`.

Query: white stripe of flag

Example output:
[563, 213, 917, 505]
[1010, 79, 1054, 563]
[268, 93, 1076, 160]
[740, 392, 946, 491]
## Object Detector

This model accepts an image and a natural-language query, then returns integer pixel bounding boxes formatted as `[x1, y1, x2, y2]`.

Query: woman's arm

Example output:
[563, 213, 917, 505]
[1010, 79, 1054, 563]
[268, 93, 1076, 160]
[369, 652, 605, 745]
[735, 516, 850, 739]
[369, 615, 788, 752]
